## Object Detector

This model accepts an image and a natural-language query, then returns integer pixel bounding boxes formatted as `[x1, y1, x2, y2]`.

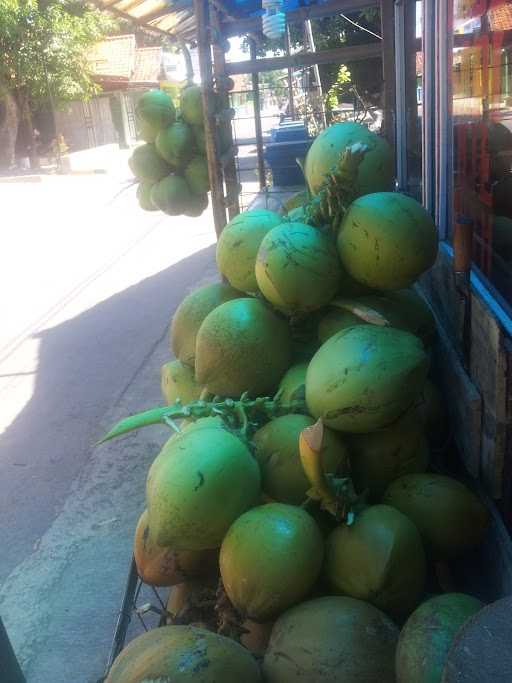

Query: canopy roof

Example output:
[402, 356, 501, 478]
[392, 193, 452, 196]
[93, 0, 375, 42]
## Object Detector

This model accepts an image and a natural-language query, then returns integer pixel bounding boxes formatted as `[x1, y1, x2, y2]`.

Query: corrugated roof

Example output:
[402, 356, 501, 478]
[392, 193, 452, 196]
[93, 0, 197, 41]
[88, 34, 136, 80]
[88, 35, 163, 85]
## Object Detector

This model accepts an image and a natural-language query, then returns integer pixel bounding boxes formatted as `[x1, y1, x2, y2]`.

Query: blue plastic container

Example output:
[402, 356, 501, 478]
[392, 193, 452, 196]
[264, 121, 312, 186]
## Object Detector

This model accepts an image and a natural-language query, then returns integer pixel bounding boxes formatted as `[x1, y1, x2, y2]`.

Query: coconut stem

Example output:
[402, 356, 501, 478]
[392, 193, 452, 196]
[299, 419, 360, 524]
[215, 579, 247, 642]
[99, 394, 307, 444]
[305, 142, 369, 230]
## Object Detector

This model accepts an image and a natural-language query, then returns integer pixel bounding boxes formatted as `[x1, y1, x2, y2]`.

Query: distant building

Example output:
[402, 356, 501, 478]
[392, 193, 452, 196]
[53, 35, 198, 152]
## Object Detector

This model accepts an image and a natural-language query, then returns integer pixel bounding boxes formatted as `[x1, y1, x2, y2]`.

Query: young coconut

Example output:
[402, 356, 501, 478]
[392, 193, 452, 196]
[105, 625, 262, 683]
[383, 473, 489, 559]
[216, 209, 283, 293]
[146, 424, 260, 550]
[135, 89, 176, 134]
[170, 282, 241, 367]
[155, 121, 195, 168]
[263, 596, 398, 683]
[306, 325, 429, 433]
[253, 414, 348, 505]
[255, 222, 342, 315]
[128, 143, 172, 182]
[276, 363, 308, 402]
[195, 297, 292, 397]
[134, 510, 218, 587]
[160, 359, 202, 405]
[150, 175, 195, 215]
[348, 409, 430, 501]
[324, 504, 427, 620]
[136, 181, 158, 211]
[337, 192, 438, 290]
[304, 120, 395, 197]
[396, 593, 483, 683]
[219, 503, 324, 622]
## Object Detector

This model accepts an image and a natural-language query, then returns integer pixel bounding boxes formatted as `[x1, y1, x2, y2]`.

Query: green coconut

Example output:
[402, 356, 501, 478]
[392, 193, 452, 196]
[147, 424, 260, 550]
[170, 282, 242, 367]
[194, 125, 206, 155]
[181, 84, 204, 126]
[155, 121, 195, 168]
[338, 192, 438, 290]
[128, 143, 171, 182]
[318, 308, 365, 343]
[195, 297, 292, 397]
[183, 192, 208, 217]
[348, 410, 430, 500]
[396, 593, 483, 683]
[216, 209, 283, 293]
[306, 325, 429, 433]
[160, 359, 202, 405]
[136, 181, 158, 211]
[304, 121, 395, 196]
[255, 222, 342, 315]
[106, 625, 261, 683]
[184, 156, 210, 195]
[383, 473, 489, 559]
[263, 596, 399, 683]
[135, 89, 176, 133]
[277, 363, 308, 402]
[150, 175, 195, 216]
[324, 505, 426, 619]
[318, 290, 435, 347]
[133, 510, 218, 587]
[219, 503, 324, 621]
[253, 415, 348, 505]
[415, 379, 448, 447]
[286, 205, 307, 222]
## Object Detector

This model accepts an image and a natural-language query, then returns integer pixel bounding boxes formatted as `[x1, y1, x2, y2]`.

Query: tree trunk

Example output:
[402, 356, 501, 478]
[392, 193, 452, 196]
[0, 87, 19, 170]
[16, 90, 40, 170]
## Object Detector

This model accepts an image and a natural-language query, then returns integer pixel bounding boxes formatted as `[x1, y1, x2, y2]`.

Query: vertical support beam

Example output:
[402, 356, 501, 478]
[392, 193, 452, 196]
[394, 0, 407, 190]
[422, 0, 436, 214]
[194, 0, 227, 238]
[249, 39, 266, 190]
[0, 618, 25, 683]
[380, 0, 396, 147]
[436, 0, 453, 239]
[284, 25, 296, 119]
[211, 6, 240, 220]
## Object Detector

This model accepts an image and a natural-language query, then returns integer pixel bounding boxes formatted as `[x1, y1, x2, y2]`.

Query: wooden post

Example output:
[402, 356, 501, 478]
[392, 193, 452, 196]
[380, 0, 396, 146]
[211, 6, 240, 220]
[193, 0, 227, 238]
[0, 618, 25, 683]
[249, 39, 266, 191]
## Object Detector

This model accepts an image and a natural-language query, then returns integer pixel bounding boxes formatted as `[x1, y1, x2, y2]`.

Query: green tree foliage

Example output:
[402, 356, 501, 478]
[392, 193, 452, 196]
[0, 0, 114, 108]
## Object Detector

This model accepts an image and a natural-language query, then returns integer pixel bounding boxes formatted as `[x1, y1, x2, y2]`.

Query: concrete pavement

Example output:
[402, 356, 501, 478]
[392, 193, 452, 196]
[0, 161, 218, 681]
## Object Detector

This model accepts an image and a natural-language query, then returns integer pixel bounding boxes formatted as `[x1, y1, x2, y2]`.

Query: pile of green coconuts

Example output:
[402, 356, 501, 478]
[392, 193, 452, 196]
[104, 121, 490, 683]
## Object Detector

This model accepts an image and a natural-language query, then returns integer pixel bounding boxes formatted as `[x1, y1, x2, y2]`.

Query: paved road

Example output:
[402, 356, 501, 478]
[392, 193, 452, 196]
[0, 163, 218, 681]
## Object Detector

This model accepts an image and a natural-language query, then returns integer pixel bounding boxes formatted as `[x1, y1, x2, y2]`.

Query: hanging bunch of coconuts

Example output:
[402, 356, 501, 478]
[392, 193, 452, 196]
[103, 120, 490, 683]
[128, 43, 212, 217]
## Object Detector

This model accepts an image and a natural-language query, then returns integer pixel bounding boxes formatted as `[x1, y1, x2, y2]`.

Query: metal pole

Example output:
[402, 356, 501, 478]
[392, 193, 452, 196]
[394, 0, 407, 190]
[284, 25, 296, 119]
[193, 0, 227, 238]
[249, 39, 266, 190]
[0, 617, 25, 683]
[304, 19, 327, 128]
[422, 0, 436, 214]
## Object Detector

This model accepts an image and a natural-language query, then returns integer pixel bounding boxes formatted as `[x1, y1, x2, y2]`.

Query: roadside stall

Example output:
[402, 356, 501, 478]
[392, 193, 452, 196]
[87, 0, 512, 681]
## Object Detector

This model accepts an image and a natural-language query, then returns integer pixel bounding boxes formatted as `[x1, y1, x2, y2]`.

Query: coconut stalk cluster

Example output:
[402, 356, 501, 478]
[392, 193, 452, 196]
[104, 121, 490, 683]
